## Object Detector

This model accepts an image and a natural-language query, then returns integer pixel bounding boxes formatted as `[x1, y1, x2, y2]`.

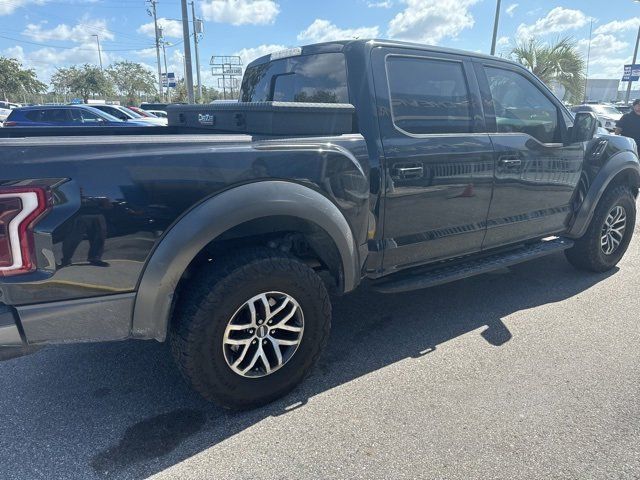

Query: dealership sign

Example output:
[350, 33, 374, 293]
[622, 64, 640, 82]
[162, 72, 176, 88]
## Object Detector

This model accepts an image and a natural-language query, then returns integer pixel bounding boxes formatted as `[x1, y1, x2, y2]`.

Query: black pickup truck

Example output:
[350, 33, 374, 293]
[1, 40, 639, 409]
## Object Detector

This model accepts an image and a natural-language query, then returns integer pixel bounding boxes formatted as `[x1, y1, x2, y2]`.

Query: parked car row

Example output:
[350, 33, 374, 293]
[3, 104, 169, 128]
[570, 103, 623, 133]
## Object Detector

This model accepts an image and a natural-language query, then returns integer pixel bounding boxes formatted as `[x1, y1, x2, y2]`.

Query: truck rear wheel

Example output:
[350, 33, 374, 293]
[170, 248, 331, 409]
[565, 185, 636, 272]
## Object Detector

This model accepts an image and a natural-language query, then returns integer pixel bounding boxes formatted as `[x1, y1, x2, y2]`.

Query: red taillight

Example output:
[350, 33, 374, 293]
[0, 187, 50, 277]
[3, 121, 17, 127]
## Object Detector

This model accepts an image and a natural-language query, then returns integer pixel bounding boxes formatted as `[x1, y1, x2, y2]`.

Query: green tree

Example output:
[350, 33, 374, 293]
[52, 65, 114, 103]
[106, 61, 157, 105]
[0, 56, 46, 102]
[510, 37, 585, 103]
[171, 81, 222, 103]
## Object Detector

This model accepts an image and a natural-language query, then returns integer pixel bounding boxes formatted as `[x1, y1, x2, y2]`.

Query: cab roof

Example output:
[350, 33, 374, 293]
[246, 38, 523, 70]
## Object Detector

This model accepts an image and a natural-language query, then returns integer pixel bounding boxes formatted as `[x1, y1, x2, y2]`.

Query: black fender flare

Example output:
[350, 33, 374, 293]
[566, 151, 640, 238]
[131, 180, 360, 341]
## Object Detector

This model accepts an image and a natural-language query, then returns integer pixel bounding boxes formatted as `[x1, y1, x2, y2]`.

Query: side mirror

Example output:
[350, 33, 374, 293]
[570, 111, 598, 143]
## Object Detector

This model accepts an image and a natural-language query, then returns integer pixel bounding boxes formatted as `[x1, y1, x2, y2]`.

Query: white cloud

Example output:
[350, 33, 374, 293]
[516, 7, 590, 40]
[594, 17, 640, 36]
[505, 3, 518, 17]
[368, 1, 392, 8]
[497, 36, 510, 48]
[297, 19, 379, 43]
[201, 0, 279, 26]
[577, 34, 629, 78]
[3, 41, 115, 85]
[233, 43, 288, 67]
[578, 34, 628, 57]
[0, 0, 46, 15]
[138, 18, 183, 39]
[23, 17, 114, 42]
[387, 0, 479, 45]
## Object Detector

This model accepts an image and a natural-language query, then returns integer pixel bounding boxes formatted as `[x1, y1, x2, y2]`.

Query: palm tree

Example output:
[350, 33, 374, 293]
[510, 37, 585, 103]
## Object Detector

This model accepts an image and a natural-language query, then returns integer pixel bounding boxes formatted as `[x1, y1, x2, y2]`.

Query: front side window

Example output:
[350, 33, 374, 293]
[70, 109, 102, 123]
[485, 66, 559, 143]
[241, 53, 348, 104]
[386, 56, 473, 135]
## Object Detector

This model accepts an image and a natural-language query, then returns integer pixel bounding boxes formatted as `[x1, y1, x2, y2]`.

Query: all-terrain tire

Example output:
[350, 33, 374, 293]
[565, 185, 636, 272]
[170, 248, 331, 409]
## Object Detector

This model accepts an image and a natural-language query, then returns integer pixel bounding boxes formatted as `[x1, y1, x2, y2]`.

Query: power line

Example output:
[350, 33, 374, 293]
[0, 34, 154, 52]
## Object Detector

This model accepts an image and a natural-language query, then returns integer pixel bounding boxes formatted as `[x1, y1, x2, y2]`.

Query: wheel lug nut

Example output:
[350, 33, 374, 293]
[249, 329, 254, 334]
[263, 340, 267, 344]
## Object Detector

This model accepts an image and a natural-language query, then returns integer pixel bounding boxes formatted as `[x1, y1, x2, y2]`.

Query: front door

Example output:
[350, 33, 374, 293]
[372, 48, 495, 271]
[475, 62, 584, 249]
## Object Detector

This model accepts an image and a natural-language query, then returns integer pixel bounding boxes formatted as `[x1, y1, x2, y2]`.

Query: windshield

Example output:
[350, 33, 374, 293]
[240, 53, 348, 103]
[86, 107, 122, 122]
[593, 105, 621, 116]
[121, 106, 143, 118]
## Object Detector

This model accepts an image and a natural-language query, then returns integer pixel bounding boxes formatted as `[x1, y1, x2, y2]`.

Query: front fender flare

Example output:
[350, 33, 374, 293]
[131, 180, 360, 341]
[566, 151, 640, 238]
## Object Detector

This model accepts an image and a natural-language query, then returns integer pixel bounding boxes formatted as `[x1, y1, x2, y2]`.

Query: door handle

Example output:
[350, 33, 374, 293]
[498, 156, 522, 168]
[394, 165, 424, 179]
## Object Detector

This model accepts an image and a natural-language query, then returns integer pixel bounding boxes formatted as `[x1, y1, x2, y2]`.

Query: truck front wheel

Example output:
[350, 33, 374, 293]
[565, 185, 636, 272]
[170, 248, 331, 409]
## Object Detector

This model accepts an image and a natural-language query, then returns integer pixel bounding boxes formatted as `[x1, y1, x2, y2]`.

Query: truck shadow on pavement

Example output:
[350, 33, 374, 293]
[0, 252, 618, 479]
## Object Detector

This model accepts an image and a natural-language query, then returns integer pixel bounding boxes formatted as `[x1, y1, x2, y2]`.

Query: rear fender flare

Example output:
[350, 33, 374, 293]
[131, 180, 360, 341]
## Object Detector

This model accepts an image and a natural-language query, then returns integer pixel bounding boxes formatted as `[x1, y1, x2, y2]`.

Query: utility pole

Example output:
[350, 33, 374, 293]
[180, 0, 195, 103]
[190, 1, 203, 102]
[148, 0, 164, 102]
[625, 24, 640, 104]
[490, 0, 502, 56]
[92, 34, 103, 70]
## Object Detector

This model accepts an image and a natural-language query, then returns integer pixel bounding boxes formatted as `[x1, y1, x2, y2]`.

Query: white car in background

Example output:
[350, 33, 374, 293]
[90, 104, 167, 126]
[147, 109, 167, 119]
[0, 107, 11, 125]
[571, 104, 622, 133]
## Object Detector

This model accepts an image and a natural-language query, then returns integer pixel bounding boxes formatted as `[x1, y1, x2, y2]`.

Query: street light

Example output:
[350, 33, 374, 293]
[490, 0, 502, 56]
[92, 34, 103, 70]
[626, 0, 640, 104]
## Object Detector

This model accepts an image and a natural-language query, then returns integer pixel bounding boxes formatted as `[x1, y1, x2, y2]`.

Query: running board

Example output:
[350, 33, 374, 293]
[371, 238, 574, 294]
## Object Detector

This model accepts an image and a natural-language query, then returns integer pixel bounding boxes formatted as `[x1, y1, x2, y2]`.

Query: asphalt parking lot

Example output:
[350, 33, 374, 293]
[1, 212, 638, 480]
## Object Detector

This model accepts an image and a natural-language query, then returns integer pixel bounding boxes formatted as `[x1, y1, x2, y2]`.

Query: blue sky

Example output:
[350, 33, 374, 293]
[1, 0, 639, 88]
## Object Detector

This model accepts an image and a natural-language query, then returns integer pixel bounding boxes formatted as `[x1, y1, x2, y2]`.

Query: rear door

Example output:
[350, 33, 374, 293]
[372, 47, 495, 271]
[40, 108, 73, 126]
[475, 62, 584, 249]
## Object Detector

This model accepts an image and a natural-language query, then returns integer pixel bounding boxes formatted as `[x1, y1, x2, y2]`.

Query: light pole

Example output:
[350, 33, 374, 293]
[625, 26, 640, 104]
[584, 20, 593, 103]
[626, 0, 640, 104]
[92, 34, 103, 70]
[161, 39, 172, 102]
[490, 0, 502, 56]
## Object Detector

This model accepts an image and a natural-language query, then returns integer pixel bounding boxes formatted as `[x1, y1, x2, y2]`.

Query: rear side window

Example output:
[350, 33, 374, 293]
[241, 53, 348, 103]
[24, 111, 43, 121]
[386, 56, 473, 135]
[40, 109, 69, 123]
[484, 66, 559, 143]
